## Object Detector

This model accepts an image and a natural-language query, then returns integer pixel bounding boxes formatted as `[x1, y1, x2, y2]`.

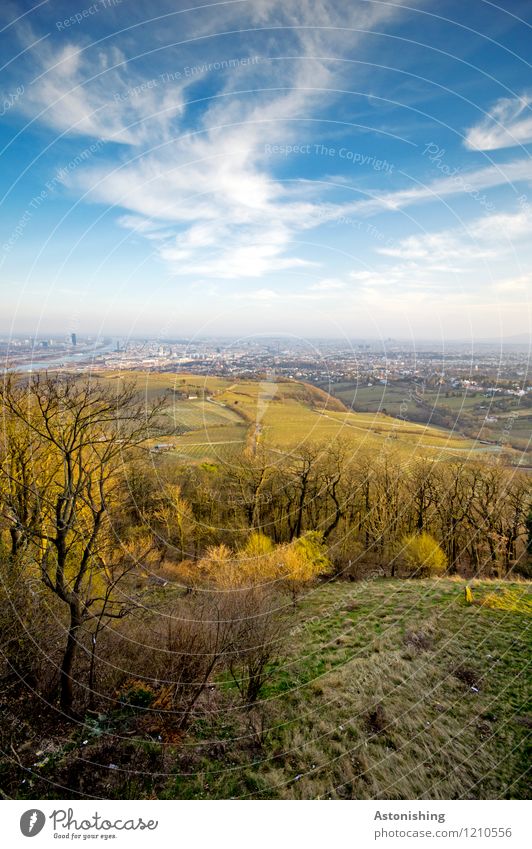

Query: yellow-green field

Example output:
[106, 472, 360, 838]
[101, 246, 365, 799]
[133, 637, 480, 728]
[329, 381, 531, 456]
[104, 371, 505, 462]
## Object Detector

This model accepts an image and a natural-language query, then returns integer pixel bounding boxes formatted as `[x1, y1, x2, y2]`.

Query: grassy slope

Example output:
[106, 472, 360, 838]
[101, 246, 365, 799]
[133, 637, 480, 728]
[4, 580, 529, 800]
[171, 579, 531, 800]
[260, 406, 477, 454]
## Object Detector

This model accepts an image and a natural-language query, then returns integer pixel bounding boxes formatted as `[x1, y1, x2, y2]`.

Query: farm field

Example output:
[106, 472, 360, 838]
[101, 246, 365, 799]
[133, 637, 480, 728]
[326, 381, 531, 457]
[492, 413, 532, 455]
[260, 405, 479, 455]
[105, 371, 505, 463]
[169, 424, 249, 460]
[333, 383, 491, 413]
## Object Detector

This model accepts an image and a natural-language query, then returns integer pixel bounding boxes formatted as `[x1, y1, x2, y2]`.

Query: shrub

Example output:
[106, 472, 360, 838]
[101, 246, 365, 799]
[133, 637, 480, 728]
[281, 531, 333, 602]
[400, 532, 447, 577]
[118, 681, 155, 710]
[197, 532, 331, 595]
[227, 587, 284, 707]
[242, 532, 274, 558]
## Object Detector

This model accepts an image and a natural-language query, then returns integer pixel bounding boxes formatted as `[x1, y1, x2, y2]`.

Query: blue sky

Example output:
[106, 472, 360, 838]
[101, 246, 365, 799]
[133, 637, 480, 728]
[0, 0, 531, 341]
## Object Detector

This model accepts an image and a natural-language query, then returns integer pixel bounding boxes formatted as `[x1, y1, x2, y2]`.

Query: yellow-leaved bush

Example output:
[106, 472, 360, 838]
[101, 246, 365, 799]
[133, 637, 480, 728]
[196, 530, 331, 593]
[400, 531, 447, 577]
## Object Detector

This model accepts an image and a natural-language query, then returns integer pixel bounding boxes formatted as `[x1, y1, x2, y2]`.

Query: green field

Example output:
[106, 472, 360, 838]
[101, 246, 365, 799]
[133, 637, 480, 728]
[327, 381, 530, 458]
[107, 371, 503, 463]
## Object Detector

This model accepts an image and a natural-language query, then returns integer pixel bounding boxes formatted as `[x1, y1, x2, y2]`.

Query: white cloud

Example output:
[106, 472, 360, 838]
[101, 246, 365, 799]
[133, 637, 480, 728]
[18, 40, 187, 146]
[343, 207, 532, 310]
[493, 273, 531, 294]
[330, 158, 532, 220]
[231, 280, 349, 302]
[309, 278, 346, 290]
[465, 94, 532, 151]
[12, 0, 408, 281]
[379, 209, 532, 263]
[247, 288, 280, 301]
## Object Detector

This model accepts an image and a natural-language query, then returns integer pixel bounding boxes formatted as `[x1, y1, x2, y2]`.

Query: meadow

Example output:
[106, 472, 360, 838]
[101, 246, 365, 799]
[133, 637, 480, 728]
[328, 381, 530, 457]
[4, 578, 529, 800]
[108, 371, 502, 463]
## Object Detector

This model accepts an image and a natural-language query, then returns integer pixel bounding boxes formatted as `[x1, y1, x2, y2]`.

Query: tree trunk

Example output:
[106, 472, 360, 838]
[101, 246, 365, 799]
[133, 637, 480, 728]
[364, 483, 371, 549]
[88, 632, 97, 711]
[449, 518, 458, 573]
[294, 481, 307, 540]
[60, 602, 82, 715]
[10, 528, 20, 557]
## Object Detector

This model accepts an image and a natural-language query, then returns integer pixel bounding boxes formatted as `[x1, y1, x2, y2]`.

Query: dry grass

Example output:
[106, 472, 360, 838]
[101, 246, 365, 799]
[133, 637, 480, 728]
[239, 578, 530, 800]
[3, 578, 529, 800]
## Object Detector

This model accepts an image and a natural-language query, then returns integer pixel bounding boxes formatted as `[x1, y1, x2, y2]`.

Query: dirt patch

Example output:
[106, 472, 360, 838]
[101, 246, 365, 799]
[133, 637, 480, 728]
[514, 715, 532, 728]
[365, 704, 388, 736]
[405, 630, 433, 652]
[452, 664, 481, 690]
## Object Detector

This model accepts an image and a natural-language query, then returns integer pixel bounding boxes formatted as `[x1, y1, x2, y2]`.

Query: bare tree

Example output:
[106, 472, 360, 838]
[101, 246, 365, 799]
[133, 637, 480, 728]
[162, 592, 239, 729]
[227, 588, 283, 707]
[0, 373, 165, 715]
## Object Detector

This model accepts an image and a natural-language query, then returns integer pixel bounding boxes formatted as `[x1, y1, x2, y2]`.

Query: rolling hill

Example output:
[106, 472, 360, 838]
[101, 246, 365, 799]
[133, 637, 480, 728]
[102, 371, 502, 464]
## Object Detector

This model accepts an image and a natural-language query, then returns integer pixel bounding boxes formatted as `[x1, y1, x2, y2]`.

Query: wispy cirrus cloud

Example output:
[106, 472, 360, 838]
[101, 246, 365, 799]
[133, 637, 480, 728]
[329, 157, 532, 218]
[9, 0, 409, 280]
[15, 36, 187, 145]
[464, 94, 532, 151]
[378, 210, 531, 262]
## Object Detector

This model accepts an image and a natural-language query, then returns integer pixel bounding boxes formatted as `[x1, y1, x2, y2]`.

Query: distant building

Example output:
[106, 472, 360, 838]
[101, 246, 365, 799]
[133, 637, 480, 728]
[71, 333, 77, 346]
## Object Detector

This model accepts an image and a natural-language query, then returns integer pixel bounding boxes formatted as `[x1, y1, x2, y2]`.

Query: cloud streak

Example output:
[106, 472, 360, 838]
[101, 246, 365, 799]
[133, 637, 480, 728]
[465, 94, 532, 151]
[10, 0, 409, 280]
